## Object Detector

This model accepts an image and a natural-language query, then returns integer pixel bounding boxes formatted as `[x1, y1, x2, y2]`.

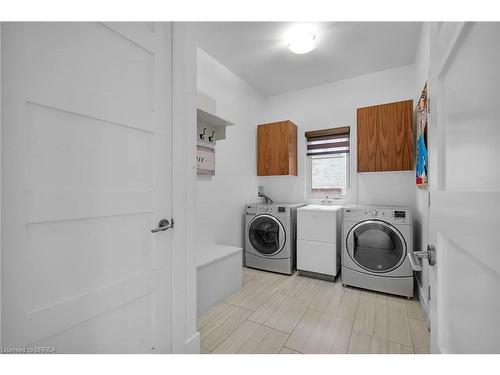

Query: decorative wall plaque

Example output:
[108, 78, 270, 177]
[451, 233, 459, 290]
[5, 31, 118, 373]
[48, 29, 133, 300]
[196, 144, 215, 176]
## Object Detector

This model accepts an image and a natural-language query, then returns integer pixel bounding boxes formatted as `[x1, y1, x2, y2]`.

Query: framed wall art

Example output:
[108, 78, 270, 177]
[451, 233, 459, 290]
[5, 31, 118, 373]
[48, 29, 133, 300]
[416, 82, 428, 188]
[196, 144, 215, 176]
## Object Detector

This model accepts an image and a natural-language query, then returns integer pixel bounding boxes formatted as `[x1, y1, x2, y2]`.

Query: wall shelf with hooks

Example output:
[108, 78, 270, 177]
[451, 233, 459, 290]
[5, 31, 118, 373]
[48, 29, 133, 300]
[197, 108, 234, 142]
[197, 92, 234, 145]
[196, 92, 235, 176]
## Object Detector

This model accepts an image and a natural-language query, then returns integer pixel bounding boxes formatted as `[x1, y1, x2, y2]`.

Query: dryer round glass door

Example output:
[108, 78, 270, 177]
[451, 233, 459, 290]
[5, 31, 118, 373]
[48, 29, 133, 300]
[346, 220, 406, 273]
[248, 214, 286, 256]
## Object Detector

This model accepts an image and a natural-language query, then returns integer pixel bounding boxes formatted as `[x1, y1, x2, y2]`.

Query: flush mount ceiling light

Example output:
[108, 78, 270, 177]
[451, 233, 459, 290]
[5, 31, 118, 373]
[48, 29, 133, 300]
[286, 26, 318, 54]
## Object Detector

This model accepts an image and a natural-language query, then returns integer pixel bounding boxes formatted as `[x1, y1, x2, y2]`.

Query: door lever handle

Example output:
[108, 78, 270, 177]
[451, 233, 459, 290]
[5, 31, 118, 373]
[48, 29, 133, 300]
[409, 245, 436, 268]
[151, 218, 174, 233]
[408, 252, 423, 272]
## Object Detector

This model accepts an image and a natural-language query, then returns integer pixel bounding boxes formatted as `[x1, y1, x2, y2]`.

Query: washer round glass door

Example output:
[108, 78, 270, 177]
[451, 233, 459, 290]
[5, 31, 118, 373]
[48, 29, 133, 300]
[346, 220, 406, 273]
[248, 214, 285, 256]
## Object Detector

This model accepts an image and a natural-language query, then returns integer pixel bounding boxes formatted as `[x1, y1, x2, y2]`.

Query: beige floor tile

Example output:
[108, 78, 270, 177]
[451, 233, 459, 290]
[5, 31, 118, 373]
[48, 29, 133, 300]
[242, 267, 265, 285]
[406, 299, 425, 321]
[285, 310, 353, 354]
[409, 318, 430, 354]
[373, 294, 412, 347]
[347, 331, 378, 353]
[353, 291, 377, 335]
[310, 283, 360, 320]
[212, 321, 288, 354]
[225, 272, 288, 311]
[348, 332, 414, 354]
[200, 347, 211, 354]
[279, 347, 302, 354]
[380, 293, 409, 307]
[278, 274, 325, 301]
[378, 338, 414, 354]
[198, 302, 253, 351]
[248, 293, 310, 333]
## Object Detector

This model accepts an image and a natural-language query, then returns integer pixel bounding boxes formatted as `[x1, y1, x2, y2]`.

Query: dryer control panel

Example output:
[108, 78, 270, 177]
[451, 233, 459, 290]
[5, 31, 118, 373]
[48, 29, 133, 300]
[343, 206, 411, 225]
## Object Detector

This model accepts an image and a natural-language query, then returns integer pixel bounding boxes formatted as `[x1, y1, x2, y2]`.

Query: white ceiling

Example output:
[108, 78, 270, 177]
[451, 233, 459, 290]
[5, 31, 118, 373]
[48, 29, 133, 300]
[195, 22, 422, 96]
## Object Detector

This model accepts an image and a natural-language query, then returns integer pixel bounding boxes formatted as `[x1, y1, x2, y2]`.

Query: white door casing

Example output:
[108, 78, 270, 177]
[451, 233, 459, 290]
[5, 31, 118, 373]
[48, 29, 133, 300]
[1, 22, 173, 353]
[428, 22, 500, 353]
[171, 23, 199, 353]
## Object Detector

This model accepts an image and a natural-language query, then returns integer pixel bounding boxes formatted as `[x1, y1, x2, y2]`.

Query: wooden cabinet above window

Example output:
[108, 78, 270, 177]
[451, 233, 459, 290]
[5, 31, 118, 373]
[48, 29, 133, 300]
[257, 120, 298, 176]
[357, 100, 414, 172]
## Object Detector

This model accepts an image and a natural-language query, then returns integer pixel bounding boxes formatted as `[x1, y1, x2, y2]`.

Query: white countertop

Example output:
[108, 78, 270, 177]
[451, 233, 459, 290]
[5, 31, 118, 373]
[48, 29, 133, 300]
[297, 204, 343, 212]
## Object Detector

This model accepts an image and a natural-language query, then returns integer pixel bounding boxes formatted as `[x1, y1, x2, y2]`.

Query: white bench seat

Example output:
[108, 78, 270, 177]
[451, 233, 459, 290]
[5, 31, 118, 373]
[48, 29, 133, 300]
[197, 244, 242, 316]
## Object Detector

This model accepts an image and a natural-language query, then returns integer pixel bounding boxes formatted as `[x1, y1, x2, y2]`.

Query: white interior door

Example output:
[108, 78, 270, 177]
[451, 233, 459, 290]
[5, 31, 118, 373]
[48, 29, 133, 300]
[1, 22, 173, 353]
[428, 22, 500, 353]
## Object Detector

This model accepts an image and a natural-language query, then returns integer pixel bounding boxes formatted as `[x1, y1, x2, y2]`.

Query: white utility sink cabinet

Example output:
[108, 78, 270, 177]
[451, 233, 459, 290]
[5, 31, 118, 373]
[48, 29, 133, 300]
[296, 205, 342, 278]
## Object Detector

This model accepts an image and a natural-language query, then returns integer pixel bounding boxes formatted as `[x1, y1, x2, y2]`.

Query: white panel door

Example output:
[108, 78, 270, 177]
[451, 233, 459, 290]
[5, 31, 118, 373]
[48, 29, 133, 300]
[1, 22, 173, 353]
[428, 22, 500, 353]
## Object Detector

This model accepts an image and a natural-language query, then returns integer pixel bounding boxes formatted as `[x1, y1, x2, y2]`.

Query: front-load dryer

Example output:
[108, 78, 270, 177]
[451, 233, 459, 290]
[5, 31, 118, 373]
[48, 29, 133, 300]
[245, 203, 305, 275]
[341, 205, 414, 297]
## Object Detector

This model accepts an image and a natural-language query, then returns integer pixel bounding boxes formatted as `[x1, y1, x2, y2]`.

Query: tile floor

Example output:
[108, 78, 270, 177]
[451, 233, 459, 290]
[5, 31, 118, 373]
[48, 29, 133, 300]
[198, 267, 430, 354]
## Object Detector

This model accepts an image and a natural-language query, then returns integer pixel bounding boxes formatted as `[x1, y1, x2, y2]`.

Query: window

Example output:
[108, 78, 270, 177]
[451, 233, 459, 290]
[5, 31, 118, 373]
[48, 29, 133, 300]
[305, 127, 350, 198]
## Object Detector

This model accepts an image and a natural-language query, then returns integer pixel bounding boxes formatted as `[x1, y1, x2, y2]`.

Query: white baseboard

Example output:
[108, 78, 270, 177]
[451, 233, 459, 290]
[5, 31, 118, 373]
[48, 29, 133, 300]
[416, 281, 430, 331]
[180, 332, 200, 354]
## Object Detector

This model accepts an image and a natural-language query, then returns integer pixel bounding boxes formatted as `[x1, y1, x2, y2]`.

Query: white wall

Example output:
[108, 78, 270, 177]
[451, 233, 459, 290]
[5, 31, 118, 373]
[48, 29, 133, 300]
[195, 37, 429, 269]
[260, 65, 417, 209]
[414, 22, 431, 250]
[413, 22, 432, 320]
[414, 24, 431, 242]
[196, 48, 266, 250]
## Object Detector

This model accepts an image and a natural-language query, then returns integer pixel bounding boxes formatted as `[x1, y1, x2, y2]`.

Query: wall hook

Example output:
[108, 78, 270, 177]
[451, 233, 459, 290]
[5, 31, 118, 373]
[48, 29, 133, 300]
[199, 127, 207, 140]
[208, 130, 216, 142]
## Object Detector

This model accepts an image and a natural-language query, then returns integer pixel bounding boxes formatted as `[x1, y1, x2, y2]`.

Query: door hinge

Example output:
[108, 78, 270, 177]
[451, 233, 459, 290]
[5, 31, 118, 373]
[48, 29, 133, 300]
[428, 285, 431, 301]
[428, 191, 431, 207]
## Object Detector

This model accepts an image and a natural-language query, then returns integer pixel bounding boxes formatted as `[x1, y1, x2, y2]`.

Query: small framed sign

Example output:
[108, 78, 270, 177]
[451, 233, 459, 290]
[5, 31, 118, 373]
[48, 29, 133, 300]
[196, 144, 215, 175]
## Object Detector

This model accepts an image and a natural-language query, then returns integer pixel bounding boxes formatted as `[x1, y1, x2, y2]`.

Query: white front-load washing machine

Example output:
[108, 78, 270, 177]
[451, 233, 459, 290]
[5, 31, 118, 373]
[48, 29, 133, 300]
[245, 203, 305, 275]
[341, 205, 414, 297]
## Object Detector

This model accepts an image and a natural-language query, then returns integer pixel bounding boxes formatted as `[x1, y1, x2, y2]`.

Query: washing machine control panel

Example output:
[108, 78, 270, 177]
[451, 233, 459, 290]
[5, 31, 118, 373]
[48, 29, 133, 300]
[245, 205, 290, 215]
[394, 210, 406, 219]
[245, 205, 257, 215]
[258, 206, 288, 214]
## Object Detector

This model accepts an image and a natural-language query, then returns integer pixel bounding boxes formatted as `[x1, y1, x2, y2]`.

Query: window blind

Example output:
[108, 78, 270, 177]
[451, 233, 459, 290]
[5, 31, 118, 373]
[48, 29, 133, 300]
[305, 126, 350, 156]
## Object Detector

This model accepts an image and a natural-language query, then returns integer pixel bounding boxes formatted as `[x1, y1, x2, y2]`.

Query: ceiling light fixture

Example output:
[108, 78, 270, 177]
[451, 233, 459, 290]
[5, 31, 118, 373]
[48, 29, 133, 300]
[286, 27, 318, 54]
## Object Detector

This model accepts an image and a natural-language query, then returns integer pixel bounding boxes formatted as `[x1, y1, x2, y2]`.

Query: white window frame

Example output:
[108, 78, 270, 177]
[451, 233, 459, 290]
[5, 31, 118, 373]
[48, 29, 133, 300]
[306, 151, 351, 202]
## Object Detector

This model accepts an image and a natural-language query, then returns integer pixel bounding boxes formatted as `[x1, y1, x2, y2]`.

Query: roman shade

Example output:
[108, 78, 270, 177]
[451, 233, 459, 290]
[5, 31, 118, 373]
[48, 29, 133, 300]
[305, 126, 350, 156]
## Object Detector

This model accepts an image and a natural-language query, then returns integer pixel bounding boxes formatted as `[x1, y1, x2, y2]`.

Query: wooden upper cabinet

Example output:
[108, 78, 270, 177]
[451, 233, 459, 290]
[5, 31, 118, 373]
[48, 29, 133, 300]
[357, 100, 414, 172]
[257, 120, 298, 176]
